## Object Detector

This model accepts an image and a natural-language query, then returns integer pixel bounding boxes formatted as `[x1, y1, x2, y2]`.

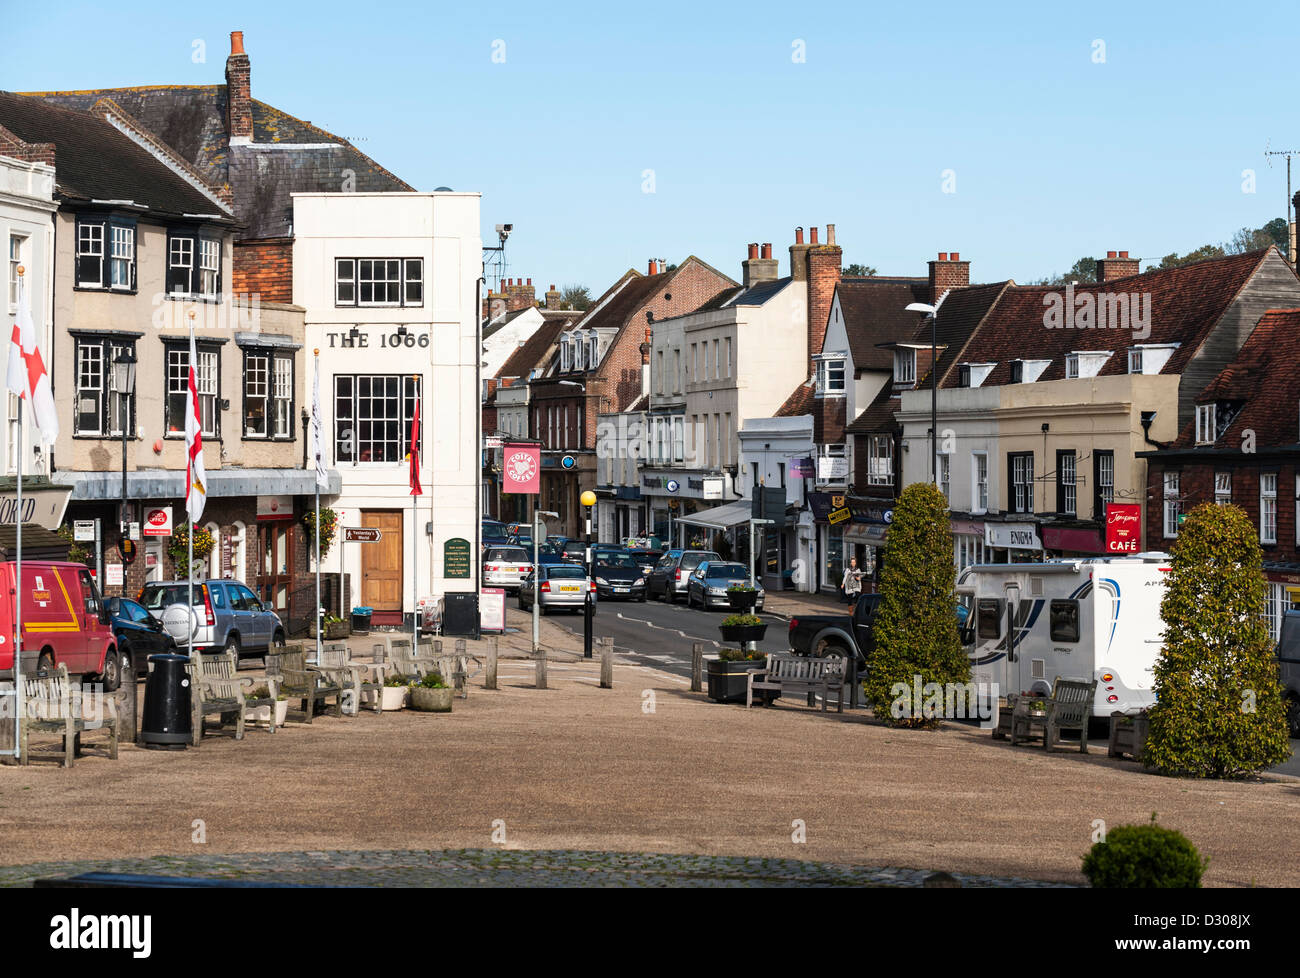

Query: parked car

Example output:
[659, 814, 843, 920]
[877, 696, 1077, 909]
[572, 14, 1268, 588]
[482, 545, 534, 593]
[592, 552, 647, 601]
[646, 550, 722, 603]
[685, 561, 765, 611]
[534, 542, 570, 566]
[1276, 609, 1300, 736]
[139, 579, 285, 664]
[106, 596, 176, 679]
[0, 560, 119, 689]
[482, 520, 512, 551]
[788, 596, 967, 678]
[628, 548, 660, 576]
[518, 563, 595, 615]
[560, 539, 588, 562]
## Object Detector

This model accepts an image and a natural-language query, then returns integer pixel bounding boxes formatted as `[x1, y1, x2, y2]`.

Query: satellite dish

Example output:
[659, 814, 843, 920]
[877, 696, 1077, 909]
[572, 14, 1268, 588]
[161, 603, 198, 642]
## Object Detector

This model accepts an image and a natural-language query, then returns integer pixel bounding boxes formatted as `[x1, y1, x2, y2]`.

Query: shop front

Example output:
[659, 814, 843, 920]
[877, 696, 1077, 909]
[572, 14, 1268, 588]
[983, 520, 1044, 563]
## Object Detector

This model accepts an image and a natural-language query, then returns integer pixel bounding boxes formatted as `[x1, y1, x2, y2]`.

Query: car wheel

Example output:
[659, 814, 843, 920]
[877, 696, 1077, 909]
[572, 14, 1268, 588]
[270, 631, 285, 656]
[538, 603, 547, 617]
[1287, 695, 1300, 739]
[100, 646, 123, 692]
[820, 644, 853, 677]
[36, 652, 54, 677]
[223, 635, 240, 666]
[667, 586, 677, 605]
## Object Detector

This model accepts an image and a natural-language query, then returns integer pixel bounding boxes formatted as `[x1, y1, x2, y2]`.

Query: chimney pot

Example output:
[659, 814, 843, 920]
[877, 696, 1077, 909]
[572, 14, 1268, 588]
[1119, 251, 1129, 259]
[950, 252, 959, 261]
[231, 30, 245, 55]
[527, 278, 532, 286]
[826, 224, 836, 245]
[1107, 251, 1117, 259]
[810, 227, 819, 244]
[648, 259, 657, 275]
[761, 243, 772, 259]
[795, 227, 804, 245]
[550, 284, 555, 290]
[938, 252, 948, 261]
[747, 243, 759, 260]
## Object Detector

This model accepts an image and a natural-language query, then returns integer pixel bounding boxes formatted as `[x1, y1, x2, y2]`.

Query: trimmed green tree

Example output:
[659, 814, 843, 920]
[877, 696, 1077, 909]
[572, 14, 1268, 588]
[1145, 503, 1290, 778]
[864, 481, 969, 727]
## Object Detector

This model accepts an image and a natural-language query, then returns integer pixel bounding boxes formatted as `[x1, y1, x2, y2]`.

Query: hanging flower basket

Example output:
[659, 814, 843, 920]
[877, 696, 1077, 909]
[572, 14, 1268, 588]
[167, 523, 215, 567]
[303, 508, 338, 559]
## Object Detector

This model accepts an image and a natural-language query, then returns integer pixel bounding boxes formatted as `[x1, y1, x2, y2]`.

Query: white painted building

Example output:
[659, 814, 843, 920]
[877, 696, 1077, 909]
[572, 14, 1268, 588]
[1, 151, 57, 479]
[292, 192, 482, 625]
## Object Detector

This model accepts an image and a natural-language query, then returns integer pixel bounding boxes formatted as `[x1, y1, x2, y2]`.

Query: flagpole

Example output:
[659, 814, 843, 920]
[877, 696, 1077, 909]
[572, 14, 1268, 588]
[411, 377, 419, 652]
[314, 350, 321, 666]
[13, 269, 23, 756]
[187, 313, 194, 662]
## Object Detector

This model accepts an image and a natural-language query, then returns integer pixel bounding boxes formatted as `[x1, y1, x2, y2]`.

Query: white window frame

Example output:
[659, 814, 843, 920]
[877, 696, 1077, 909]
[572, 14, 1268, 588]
[7, 233, 26, 309]
[867, 435, 892, 486]
[1261, 472, 1278, 545]
[199, 238, 220, 298]
[1012, 453, 1034, 513]
[938, 452, 951, 504]
[1215, 471, 1232, 506]
[1163, 471, 1181, 538]
[1128, 348, 1142, 374]
[334, 258, 423, 307]
[1065, 354, 1079, 379]
[1059, 452, 1077, 515]
[1195, 404, 1216, 445]
[972, 451, 988, 513]
[893, 349, 916, 385]
[77, 221, 105, 288]
[816, 356, 847, 396]
[588, 336, 598, 369]
[166, 345, 218, 438]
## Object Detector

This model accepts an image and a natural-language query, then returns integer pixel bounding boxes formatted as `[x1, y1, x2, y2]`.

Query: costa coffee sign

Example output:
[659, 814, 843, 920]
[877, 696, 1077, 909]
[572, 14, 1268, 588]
[1105, 503, 1142, 553]
[142, 506, 173, 537]
[502, 443, 541, 494]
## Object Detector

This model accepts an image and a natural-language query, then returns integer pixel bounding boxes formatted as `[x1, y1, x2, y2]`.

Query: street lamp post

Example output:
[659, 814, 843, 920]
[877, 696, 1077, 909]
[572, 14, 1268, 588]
[906, 292, 949, 485]
[113, 349, 138, 566]
[580, 489, 596, 659]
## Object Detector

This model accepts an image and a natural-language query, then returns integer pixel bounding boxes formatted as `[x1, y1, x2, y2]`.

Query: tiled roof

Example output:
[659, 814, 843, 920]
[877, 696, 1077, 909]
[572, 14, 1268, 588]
[1171, 307, 1300, 448]
[845, 388, 902, 435]
[627, 393, 650, 412]
[775, 380, 815, 417]
[577, 271, 668, 332]
[483, 307, 532, 339]
[940, 251, 1277, 389]
[916, 281, 1013, 389]
[695, 277, 793, 311]
[834, 278, 930, 369]
[28, 86, 412, 238]
[0, 91, 231, 219]
[496, 316, 574, 380]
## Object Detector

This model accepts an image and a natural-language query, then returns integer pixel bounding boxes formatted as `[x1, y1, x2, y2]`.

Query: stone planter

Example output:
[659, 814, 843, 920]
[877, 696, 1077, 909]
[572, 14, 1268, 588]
[410, 686, 453, 713]
[364, 686, 410, 711]
[727, 590, 758, 611]
[309, 621, 352, 640]
[1107, 710, 1151, 762]
[247, 700, 289, 728]
[705, 656, 772, 704]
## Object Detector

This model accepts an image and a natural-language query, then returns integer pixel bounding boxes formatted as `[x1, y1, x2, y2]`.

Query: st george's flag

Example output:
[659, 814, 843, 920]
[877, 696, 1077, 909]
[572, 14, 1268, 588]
[6, 276, 58, 443]
[185, 331, 207, 523]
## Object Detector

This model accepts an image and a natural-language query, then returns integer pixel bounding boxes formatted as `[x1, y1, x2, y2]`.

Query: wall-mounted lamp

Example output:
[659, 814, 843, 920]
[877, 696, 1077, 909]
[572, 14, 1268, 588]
[1040, 422, 1050, 433]
[396, 325, 409, 339]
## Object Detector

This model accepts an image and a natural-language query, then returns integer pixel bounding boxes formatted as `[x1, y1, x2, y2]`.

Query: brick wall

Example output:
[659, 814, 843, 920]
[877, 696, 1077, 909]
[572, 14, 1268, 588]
[233, 238, 293, 302]
[225, 50, 253, 140]
[928, 254, 970, 304]
[0, 124, 54, 166]
[807, 245, 843, 360]
[815, 396, 847, 446]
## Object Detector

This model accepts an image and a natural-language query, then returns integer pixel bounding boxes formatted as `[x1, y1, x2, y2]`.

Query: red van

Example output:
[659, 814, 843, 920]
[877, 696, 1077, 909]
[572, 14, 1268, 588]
[0, 561, 119, 689]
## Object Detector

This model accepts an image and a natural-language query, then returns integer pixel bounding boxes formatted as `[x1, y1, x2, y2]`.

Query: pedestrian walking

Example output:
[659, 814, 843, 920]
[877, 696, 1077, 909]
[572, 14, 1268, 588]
[842, 557, 864, 607]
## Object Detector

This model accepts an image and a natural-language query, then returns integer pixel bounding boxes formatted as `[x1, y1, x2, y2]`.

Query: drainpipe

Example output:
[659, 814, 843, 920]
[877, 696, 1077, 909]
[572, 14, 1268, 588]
[1140, 410, 1168, 450]
[476, 275, 484, 589]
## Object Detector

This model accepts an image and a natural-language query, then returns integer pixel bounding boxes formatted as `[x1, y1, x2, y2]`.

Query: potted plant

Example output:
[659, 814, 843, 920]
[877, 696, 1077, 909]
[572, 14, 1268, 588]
[718, 612, 767, 645]
[245, 684, 289, 728]
[726, 583, 758, 611]
[374, 674, 412, 711]
[706, 646, 772, 704]
[409, 672, 453, 713]
[311, 613, 351, 640]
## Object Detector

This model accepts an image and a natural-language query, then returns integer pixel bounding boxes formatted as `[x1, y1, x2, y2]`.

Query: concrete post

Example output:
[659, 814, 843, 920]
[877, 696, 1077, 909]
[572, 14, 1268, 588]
[691, 642, 704, 693]
[535, 650, 548, 689]
[485, 636, 498, 690]
[599, 636, 613, 689]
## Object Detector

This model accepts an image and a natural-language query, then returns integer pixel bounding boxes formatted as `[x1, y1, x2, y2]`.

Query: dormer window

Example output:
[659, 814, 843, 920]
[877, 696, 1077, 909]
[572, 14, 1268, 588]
[1009, 361, 1022, 384]
[894, 349, 916, 386]
[588, 335, 599, 368]
[1195, 403, 1216, 445]
[1065, 351, 1110, 379]
[1128, 344, 1178, 375]
[1009, 359, 1049, 384]
[560, 339, 572, 372]
[815, 354, 847, 396]
[574, 335, 584, 371]
[958, 363, 994, 388]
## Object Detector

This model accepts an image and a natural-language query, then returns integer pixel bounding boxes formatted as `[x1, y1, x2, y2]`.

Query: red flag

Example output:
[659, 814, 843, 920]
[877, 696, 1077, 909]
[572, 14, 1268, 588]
[409, 383, 422, 496]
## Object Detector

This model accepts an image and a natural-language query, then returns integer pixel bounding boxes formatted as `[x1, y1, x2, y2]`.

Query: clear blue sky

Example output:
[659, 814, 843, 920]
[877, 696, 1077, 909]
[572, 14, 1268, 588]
[5, 0, 1296, 292]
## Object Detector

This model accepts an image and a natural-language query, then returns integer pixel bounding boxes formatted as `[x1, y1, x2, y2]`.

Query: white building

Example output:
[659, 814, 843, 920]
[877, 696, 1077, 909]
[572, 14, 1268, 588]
[292, 191, 482, 626]
[1, 147, 57, 479]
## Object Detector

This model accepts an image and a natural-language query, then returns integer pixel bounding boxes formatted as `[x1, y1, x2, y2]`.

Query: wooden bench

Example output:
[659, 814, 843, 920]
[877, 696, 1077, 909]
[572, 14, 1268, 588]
[20, 664, 119, 767]
[268, 645, 342, 723]
[746, 653, 845, 712]
[386, 637, 442, 683]
[1107, 708, 1151, 762]
[188, 650, 255, 745]
[1010, 676, 1098, 752]
[425, 640, 477, 700]
[318, 641, 385, 716]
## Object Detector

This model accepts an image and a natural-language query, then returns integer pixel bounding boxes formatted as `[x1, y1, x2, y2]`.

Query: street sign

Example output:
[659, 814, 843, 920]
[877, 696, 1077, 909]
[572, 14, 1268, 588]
[73, 520, 96, 542]
[485, 436, 504, 449]
[106, 564, 124, 586]
[561, 454, 577, 470]
[142, 506, 173, 537]
[118, 538, 137, 564]
[343, 527, 382, 543]
[828, 507, 852, 525]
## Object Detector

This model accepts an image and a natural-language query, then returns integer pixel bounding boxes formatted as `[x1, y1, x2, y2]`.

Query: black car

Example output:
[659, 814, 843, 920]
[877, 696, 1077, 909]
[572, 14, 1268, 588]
[647, 549, 722, 603]
[628, 549, 660, 576]
[592, 552, 647, 600]
[106, 596, 177, 679]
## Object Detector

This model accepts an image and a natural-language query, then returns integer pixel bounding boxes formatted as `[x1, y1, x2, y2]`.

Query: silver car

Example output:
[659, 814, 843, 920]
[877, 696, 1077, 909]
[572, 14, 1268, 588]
[140, 579, 285, 663]
[685, 561, 766, 611]
[518, 563, 594, 615]
[483, 545, 535, 594]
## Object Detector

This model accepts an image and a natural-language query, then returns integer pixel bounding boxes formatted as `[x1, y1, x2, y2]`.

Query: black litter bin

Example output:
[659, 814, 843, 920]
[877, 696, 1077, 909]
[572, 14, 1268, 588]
[141, 653, 192, 749]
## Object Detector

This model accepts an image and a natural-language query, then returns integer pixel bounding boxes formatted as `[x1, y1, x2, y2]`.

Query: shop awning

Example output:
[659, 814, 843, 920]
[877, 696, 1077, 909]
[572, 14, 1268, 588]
[844, 523, 887, 546]
[53, 468, 343, 500]
[676, 500, 758, 530]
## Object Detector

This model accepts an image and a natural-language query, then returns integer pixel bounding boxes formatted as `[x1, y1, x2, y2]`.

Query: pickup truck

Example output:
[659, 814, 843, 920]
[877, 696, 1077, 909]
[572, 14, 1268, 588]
[787, 594, 969, 676]
[786, 594, 883, 676]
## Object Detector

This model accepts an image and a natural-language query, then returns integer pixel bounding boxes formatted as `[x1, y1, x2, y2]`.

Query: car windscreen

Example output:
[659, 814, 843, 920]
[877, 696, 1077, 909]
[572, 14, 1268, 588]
[680, 552, 720, 570]
[487, 548, 529, 562]
[707, 564, 746, 578]
[598, 555, 638, 569]
[546, 566, 586, 580]
[141, 584, 198, 609]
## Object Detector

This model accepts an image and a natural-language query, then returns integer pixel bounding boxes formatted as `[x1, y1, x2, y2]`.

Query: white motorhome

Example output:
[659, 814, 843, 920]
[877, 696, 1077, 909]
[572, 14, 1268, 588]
[956, 554, 1171, 718]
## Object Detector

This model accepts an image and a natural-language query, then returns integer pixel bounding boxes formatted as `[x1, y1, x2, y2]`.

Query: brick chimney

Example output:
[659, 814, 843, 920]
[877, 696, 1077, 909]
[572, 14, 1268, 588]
[927, 251, 969, 304]
[807, 224, 842, 360]
[1095, 250, 1140, 283]
[225, 31, 253, 143]
[545, 283, 562, 309]
[506, 277, 535, 312]
[743, 241, 779, 288]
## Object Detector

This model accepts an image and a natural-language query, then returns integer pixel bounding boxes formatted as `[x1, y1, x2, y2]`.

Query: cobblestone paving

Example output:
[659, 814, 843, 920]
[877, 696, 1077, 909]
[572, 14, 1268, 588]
[0, 849, 1074, 888]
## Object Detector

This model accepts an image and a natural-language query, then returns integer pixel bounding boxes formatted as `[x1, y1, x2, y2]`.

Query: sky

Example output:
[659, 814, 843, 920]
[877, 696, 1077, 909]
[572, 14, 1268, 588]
[4, 0, 1297, 293]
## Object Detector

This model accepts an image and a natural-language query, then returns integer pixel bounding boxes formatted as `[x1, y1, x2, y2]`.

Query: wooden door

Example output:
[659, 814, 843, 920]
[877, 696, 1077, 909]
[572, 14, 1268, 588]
[256, 522, 295, 616]
[361, 510, 404, 611]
